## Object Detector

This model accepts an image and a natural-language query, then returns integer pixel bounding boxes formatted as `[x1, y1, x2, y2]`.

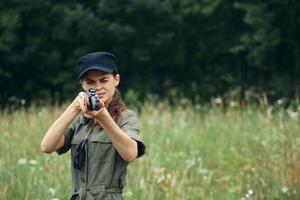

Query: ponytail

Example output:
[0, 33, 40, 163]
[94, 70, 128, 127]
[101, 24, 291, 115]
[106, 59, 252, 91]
[107, 88, 126, 123]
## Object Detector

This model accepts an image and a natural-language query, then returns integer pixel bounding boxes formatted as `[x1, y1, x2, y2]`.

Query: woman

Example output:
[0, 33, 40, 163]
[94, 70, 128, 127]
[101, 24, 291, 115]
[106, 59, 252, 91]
[41, 52, 146, 200]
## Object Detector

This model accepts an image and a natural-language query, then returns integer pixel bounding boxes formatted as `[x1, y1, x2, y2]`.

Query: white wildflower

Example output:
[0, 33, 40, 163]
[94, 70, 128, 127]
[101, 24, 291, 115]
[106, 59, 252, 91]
[287, 109, 298, 120]
[166, 174, 171, 179]
[18, 158, 27, 165]
[281, 186, 288, 193]
[49, 188, 56, 195]
[185, 159, 195, 168]
[214, 97, 222, 104]
[157, 175, 165, 183]
[247, 189, 254, 195]
[277, 98, 287, 106]
[197, 168, 209, 175]
[29, 160, 38, 165]
[20, 99, 26, 105]
[230, 101, 238, 108]
[124, 191, 132, 197]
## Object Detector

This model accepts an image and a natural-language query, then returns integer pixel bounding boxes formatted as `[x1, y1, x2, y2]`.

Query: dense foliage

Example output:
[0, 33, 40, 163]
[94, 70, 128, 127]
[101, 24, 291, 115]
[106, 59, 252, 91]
[0, 0, 299, 105]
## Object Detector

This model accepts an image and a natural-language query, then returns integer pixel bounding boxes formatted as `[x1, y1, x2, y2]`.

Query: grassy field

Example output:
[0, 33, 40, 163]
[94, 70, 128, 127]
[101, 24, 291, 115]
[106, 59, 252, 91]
[0, 101, 299, 199]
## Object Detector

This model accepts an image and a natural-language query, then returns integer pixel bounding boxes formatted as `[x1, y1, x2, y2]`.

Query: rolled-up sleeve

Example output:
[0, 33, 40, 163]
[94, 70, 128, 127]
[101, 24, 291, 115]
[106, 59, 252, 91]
[119, 110, 146, 158]
[56, 117, 77, 155]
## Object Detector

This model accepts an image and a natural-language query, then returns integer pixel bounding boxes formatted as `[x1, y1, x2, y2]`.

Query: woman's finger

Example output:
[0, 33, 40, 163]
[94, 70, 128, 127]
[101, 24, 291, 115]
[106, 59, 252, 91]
[99, 99, 105, 109]
[78, 95, 87, 112]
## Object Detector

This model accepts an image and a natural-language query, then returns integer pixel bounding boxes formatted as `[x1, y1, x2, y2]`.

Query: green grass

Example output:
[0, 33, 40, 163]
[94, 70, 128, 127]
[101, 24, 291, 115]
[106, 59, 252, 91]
[0, 102, 299, 199]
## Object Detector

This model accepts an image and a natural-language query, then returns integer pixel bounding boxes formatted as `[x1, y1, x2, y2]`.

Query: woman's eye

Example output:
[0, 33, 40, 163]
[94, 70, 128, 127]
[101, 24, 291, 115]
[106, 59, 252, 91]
[86, 81, 94, 85]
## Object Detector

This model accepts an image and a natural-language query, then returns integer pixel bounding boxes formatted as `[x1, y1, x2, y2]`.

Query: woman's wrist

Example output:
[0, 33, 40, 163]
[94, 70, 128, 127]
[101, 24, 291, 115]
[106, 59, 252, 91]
[94, 107, 110, 123]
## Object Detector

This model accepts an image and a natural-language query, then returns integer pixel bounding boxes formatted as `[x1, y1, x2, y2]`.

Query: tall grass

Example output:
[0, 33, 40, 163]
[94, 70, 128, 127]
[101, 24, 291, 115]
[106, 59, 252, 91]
[0, 101, 299, 199]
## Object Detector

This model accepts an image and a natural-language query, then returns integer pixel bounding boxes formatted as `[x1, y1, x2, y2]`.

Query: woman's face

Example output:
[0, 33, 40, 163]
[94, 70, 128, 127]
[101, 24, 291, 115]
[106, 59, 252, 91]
[81, 70, 120, 105]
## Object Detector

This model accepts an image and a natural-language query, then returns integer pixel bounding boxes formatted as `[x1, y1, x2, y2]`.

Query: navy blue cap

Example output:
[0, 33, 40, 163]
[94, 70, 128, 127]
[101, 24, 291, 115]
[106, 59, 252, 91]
[78, 52, 118, 79]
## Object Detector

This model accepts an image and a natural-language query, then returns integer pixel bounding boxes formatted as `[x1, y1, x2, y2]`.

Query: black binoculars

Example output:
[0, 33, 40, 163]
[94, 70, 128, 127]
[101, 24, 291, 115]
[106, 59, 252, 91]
[87, 88, 101, 111]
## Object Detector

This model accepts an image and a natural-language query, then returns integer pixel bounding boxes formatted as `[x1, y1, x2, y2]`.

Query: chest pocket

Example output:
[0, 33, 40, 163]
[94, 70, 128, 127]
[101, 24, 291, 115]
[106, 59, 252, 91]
[70, 124, 87, 146]
[88, 132, 116, 163]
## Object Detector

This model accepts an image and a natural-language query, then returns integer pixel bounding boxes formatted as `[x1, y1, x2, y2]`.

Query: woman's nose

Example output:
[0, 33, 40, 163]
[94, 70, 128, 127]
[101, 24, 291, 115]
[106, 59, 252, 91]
[95, 82, 103, 90]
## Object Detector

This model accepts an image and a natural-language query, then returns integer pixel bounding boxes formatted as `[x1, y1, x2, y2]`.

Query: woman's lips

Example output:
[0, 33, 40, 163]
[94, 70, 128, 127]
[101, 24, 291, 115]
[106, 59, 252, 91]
[97, 93, 105, 98]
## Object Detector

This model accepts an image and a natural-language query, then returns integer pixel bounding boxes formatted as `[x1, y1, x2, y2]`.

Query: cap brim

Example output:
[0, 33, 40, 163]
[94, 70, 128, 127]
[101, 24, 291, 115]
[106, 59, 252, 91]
[78, 65, 114, 79]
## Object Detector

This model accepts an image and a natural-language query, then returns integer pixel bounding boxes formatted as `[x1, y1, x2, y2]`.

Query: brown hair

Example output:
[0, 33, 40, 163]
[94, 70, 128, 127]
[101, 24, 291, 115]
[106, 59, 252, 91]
[107, 88, 126, 123]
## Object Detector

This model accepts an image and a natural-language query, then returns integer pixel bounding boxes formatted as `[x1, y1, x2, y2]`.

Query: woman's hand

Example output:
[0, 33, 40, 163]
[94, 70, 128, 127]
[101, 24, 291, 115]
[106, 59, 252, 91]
[69, 92, 84, 112]
[77, 91, 105, 119]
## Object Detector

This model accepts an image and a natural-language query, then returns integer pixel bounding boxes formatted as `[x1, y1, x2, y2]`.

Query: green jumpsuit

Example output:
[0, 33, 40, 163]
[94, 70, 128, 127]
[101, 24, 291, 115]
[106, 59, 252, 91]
[56, 110, 146, 200]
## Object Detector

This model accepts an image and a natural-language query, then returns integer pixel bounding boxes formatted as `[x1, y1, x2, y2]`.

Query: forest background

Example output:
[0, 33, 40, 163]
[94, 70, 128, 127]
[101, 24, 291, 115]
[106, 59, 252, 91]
[1, 0, 300, 106]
